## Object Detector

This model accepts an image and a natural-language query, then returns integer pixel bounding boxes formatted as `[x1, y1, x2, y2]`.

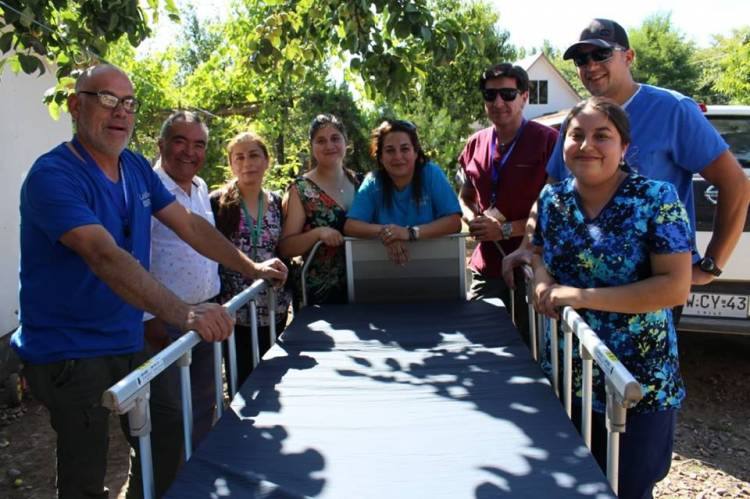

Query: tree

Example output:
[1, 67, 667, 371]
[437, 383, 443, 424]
[0, 0, 178, 113]
[373, 0, 517, 176]
[241, 0, 477, 101]
[628, 13, 699, 97]
[710, 27, 750, 104]
[0, 0, 177, 75]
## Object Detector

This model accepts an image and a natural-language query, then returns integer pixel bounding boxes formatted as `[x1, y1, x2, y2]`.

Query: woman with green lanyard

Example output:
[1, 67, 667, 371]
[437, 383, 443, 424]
[211, 131, 291, 386]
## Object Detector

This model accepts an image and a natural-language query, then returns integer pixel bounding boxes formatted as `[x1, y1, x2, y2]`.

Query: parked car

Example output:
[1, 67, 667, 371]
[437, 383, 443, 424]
[680, 105, 750, 335]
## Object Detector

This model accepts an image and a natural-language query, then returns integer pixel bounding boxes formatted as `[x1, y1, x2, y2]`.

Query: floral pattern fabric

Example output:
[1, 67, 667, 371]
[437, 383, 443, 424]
[218, 191, 291, 326]
[533, 174, 693, 413]
[293, 176, 351, 305]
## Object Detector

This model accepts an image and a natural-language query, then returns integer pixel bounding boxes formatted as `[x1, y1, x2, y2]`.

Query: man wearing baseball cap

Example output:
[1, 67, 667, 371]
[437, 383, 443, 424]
[502, 17, 750, 499]
[505, 18, 748, 289]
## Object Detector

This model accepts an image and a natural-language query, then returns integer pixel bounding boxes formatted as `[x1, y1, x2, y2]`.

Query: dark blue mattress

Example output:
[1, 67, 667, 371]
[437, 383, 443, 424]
[165, 300, 614, 498]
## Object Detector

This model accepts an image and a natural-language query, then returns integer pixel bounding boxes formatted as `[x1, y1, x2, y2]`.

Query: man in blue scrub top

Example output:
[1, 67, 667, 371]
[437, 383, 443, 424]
[503, 18, 750, 293]
[11, 64, 287, 498]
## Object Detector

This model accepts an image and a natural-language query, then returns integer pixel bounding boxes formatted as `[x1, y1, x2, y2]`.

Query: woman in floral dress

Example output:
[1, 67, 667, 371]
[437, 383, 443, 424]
[279, 114, 359, 305]
[211, 131, 291, 385]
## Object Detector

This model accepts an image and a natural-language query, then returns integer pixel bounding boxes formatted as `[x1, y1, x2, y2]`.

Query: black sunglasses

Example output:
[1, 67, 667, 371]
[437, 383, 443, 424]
[571, 47, 625, 67]
[78, 90, 139, 113]
[481, 88, 520, 102]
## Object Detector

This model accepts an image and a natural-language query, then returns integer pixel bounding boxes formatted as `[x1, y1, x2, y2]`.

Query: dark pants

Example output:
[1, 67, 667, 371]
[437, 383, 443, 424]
[225, 315, 288, 388]
[572, 406, 677, 499]
[24, 351, 183, 499]
[468, 271, 530, 346]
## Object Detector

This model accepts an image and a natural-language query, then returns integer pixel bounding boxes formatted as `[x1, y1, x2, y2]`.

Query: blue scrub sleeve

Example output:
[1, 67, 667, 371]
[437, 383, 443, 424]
[648, 182, 694, 254]
[545, 119, 569, 181]
[670, 99, 729, 173]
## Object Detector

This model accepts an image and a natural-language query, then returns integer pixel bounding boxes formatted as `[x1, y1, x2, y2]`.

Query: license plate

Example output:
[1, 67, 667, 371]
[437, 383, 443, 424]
[684, 292, 749, 318]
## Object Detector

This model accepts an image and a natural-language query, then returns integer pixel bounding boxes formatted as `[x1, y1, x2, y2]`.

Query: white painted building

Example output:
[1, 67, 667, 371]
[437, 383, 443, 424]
[515, 53, 581, 120]
[0, 62, 72, 336]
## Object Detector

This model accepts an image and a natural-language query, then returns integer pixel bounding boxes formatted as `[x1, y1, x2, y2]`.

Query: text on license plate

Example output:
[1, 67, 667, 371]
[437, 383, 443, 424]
[684, 293, 749, 318]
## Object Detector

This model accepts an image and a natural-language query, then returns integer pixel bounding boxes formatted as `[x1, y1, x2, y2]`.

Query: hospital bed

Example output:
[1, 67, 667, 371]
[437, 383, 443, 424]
[104, 235, 641, 498]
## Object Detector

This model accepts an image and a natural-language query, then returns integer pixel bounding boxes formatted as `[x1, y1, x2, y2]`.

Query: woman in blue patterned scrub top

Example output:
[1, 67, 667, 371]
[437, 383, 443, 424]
[531, 97, 693, 499]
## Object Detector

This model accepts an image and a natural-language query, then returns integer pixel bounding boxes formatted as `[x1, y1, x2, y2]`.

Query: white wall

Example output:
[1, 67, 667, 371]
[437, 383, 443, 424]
[0, 66, 72, 336]
[523, 62, 580, 120]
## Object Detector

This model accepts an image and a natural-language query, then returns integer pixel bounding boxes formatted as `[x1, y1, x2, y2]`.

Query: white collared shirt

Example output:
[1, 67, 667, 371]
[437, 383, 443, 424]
[145, 165, 220, 320]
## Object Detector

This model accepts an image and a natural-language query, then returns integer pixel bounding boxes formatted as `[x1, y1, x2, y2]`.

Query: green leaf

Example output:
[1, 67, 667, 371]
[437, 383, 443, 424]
[9, 54, 21, 73]
[19, 7, 35, 28]
[18, 53, 40, 74]
[395, 20, 411, 39]
[0, 32, 13, 54]
[108, 14, 120, 33]
[420, 26, 432, 43]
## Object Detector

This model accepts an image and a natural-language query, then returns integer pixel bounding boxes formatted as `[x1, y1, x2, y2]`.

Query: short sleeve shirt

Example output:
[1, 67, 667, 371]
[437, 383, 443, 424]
[145, 166, 220, 321]
[459, 121, 558, 277]
[546, 84, 728, 261]
[347, 162, 461, 226]
[533, 174, 693, 413]
[12, 140, 175, 363]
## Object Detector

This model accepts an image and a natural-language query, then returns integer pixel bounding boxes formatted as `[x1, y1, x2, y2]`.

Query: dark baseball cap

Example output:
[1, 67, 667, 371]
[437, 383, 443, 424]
[563, 19, 630, 60]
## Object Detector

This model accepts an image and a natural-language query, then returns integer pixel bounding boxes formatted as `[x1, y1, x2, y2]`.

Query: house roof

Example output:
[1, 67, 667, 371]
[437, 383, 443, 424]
[515, 52, 581, 100]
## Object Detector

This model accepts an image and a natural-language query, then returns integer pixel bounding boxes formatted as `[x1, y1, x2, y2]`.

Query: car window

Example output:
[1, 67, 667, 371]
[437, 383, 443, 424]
[707, 116, 750, 167]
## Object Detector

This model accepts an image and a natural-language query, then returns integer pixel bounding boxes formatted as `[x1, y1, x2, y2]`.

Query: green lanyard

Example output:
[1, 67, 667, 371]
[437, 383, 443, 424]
[240, 191, 265, 261]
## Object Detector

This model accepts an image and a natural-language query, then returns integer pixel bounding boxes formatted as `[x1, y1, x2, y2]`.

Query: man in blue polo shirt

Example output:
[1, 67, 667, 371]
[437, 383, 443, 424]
[503, 18, 749, 292]
[12, 64, 287, 498]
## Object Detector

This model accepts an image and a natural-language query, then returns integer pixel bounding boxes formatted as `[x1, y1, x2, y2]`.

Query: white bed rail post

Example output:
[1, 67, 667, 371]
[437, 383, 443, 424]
[580, 340, 594, 450]
[562, 319, 573, 418]
[177, 350, 194, 459]
[549, 318, 560, 397]
[520, 265, 643, 494]
[561, 306, 643, 496]
[128, 385, 155, 499]
[525, 282, 538, 361]
[302, 241, 324, 308]
[102, 279, 271, 499]
[606, 382, 626, 493]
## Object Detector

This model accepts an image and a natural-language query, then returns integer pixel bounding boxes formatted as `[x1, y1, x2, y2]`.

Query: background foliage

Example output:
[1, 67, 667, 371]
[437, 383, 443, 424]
[3, 2, 749, 192]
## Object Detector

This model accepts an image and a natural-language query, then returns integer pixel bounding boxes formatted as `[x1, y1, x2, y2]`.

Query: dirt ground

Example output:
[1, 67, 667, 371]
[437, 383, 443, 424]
[0, 331, 748, 498]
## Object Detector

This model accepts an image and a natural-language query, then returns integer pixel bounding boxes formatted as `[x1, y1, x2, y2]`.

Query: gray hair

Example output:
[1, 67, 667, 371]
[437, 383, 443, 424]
[159, 110, 209, 141]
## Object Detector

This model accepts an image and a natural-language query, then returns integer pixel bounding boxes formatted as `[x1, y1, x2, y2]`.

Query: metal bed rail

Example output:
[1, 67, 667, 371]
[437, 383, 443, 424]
[511, 265, 643, 495]
[101, 280, 276, 499]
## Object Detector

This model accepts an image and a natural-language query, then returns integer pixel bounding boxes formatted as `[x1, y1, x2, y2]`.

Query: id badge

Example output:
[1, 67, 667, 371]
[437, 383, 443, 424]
[483, 206, 506, 222]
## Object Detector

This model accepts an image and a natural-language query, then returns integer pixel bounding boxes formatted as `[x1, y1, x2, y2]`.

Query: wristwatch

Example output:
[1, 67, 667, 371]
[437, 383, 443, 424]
[698, 256, 722, 277]
[500, 222, 513, 240]
[407, 226, 420, 241]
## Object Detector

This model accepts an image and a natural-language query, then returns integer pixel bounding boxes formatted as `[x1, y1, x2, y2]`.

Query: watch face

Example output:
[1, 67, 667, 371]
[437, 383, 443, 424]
[700, 257, 721, 276]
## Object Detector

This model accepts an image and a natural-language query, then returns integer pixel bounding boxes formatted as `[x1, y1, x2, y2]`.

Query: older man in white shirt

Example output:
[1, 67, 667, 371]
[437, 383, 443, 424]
[145, 110, 221, 446]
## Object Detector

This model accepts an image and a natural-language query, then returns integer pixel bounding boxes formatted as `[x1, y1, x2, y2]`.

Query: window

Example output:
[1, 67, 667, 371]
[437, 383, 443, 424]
[528, 80, 548, 105]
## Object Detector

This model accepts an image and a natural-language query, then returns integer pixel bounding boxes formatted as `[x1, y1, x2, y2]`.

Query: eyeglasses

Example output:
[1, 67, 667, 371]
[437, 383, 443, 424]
[571, 47, 625, 67]
[78, 90, 140, 114]
[481, 88, 520, 102]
